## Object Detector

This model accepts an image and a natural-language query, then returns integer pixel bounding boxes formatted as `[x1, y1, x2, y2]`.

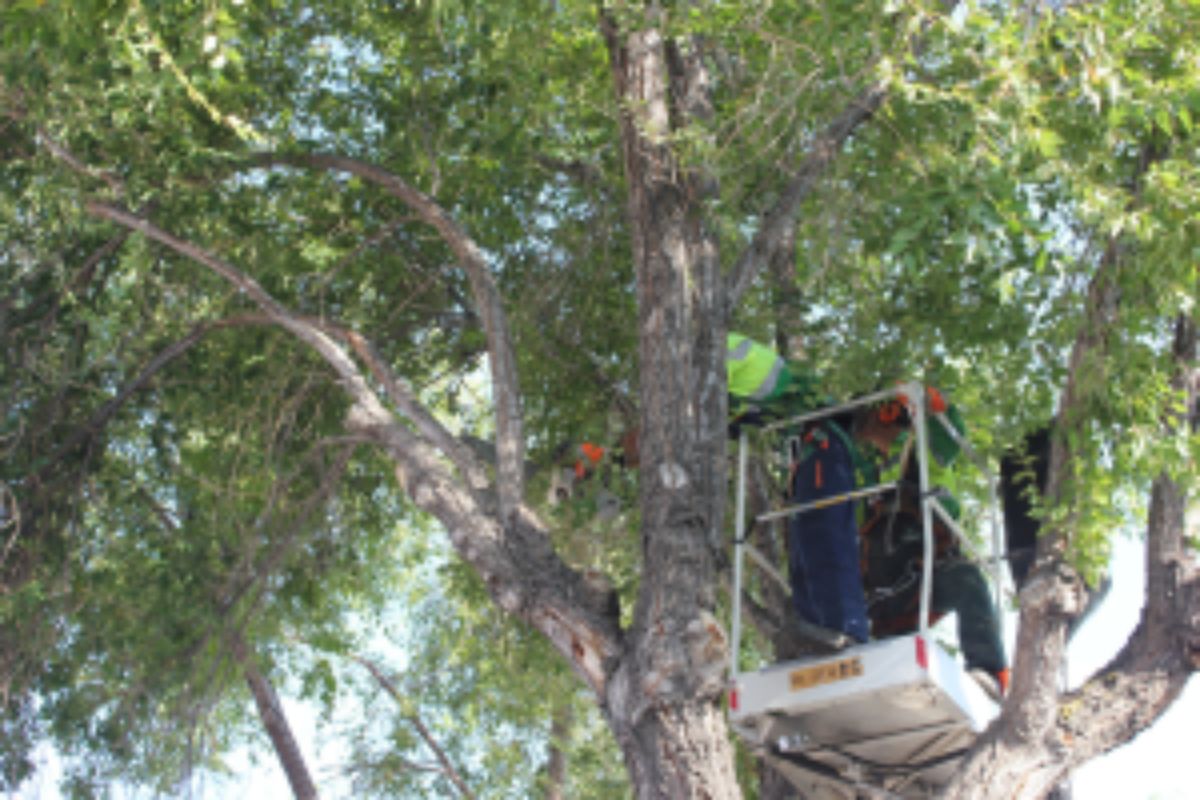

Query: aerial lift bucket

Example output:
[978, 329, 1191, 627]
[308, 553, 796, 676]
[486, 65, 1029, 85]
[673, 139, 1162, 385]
[728, 383, 1007, 798]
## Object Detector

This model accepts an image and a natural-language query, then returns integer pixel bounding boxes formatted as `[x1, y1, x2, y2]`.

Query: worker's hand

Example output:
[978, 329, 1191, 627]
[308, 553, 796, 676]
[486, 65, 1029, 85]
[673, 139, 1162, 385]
[728, 409, 766, 439]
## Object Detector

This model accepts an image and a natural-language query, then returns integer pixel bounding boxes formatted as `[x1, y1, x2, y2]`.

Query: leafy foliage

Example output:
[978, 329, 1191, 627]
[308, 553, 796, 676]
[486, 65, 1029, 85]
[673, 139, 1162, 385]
[1, 0, 1198, 795]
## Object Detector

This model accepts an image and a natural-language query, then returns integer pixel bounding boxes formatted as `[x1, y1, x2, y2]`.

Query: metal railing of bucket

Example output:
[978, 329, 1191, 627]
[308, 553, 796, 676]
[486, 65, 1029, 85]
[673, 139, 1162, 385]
[729, 382, 1007, 681]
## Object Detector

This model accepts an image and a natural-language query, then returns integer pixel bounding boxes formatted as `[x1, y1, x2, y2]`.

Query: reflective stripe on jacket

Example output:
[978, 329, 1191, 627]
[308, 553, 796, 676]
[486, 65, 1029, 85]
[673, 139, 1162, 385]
[727, 333, 790, 402]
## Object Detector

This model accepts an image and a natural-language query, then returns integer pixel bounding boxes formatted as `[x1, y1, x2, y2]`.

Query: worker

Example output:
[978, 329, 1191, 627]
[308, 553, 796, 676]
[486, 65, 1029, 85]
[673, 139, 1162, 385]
[548, 442, 603, 504]
[999, 426, 1050, 589]
[726, 334, 1009, 689]
[1000, 424, 1110, 637]
[547, 441, 624, 520]
[726, 332, 870, 642]
[726, 331, 823, 432]
[787, 410, 873, 643]
[855, 395, 1010, 695]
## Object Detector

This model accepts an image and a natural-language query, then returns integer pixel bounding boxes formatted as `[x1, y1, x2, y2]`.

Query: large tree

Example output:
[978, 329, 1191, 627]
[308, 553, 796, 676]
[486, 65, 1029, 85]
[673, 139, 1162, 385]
[2, 1, 1197, 798]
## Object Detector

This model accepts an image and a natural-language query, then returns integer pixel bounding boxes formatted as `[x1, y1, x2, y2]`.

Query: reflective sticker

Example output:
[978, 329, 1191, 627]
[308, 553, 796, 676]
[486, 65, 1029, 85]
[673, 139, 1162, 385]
[789, 656, 864, 691]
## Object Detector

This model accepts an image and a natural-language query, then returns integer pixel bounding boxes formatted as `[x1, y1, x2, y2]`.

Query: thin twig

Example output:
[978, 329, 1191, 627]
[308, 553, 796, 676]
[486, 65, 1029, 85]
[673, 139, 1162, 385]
[350, 654, 478, 800]
[36, 314, 270, 479]
[37, 127, 126, 196]
[0, 483, 21, 577]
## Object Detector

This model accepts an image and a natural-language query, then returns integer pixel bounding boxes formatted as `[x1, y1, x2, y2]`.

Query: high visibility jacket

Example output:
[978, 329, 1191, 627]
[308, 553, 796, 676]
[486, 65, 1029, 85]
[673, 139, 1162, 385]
[726, 333, 791, 403]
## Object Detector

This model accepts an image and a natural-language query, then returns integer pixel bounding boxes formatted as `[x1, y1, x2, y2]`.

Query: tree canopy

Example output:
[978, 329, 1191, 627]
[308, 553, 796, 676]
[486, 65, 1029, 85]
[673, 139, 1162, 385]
[2, 1, 1198, 798]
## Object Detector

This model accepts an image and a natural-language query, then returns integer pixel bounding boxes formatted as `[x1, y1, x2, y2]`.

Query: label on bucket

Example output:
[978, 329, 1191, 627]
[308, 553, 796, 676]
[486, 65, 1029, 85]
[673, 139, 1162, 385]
[789, 656, 864, 691]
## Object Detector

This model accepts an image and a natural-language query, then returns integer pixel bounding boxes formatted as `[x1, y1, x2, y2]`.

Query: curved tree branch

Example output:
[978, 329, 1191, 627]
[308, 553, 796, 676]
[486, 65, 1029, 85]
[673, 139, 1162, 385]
[952, 317, 1200, 799]
[250, 152, 526, 519]
[942, 251, 1116, 798]
[725, 82, 887, 310]
[945, 142, 1188, 799]
[1050, 314, 1200, 767]
[83, 201, 623, 700]
[1050, 486, 1198, 773]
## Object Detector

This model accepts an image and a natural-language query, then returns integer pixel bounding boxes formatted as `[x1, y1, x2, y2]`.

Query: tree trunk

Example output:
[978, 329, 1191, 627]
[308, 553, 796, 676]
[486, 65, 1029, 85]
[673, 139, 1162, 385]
[600, 10, 742, 798]
[941, 235, 1200, 800]
[607, 698, 740, 798]
[230, 634, 319, 800]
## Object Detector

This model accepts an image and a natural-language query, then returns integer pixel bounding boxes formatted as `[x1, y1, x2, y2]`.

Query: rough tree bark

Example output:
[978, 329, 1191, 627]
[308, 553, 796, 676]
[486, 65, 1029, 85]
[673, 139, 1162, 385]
[598, 11, 741, 796]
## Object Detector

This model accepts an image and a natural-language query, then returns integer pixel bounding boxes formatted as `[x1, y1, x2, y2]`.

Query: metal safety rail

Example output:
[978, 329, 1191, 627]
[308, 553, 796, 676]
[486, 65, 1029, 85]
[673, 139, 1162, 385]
[727, 382, 1009, 798]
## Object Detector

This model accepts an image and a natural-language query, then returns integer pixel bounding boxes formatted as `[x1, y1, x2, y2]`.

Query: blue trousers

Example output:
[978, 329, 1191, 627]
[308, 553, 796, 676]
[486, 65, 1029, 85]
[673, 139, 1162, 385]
[787, 430, 870, 643]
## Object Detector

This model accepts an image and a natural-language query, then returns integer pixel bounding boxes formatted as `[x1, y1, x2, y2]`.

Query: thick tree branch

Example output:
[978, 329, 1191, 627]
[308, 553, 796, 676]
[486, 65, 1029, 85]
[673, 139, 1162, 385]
[1047, 497, 1198, 775]
[725, 82, 887, 309]
[978, 322, 1199, 796]
[1048, 314, 1200, 768]
[251, 152, 526, 519]
[943, 253, 1119, 799]
[341, 393, 622, 697]
[328, 322, 490, 498]
[84, 201, 622, 700]
[945, 142, 1182, 799]
[348, 399, 623, 694]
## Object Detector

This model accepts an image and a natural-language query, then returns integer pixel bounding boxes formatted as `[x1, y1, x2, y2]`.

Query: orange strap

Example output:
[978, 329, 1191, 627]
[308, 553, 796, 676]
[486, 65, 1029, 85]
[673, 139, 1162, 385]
[580, 442, 605, 464]
[926, 386, 948, 414]
[574, 442, 606, 479]
[891, 386, 948, 418]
